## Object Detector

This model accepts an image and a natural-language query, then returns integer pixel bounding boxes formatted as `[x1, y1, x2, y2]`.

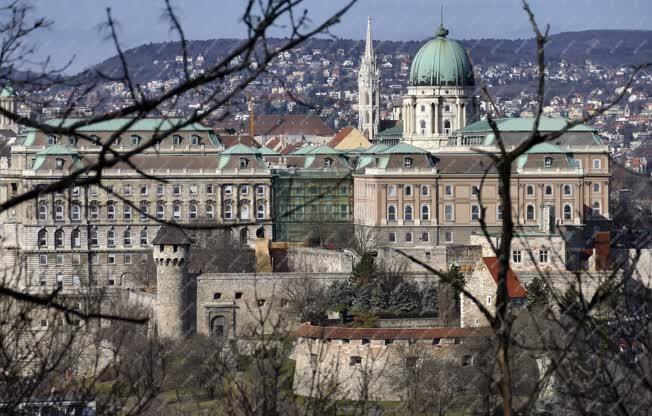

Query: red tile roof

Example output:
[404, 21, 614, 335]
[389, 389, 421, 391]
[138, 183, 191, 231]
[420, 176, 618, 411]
[294, 323, 493, 340]
[482, 257, 527, 298]
[328, 127, 354, 147]
[219, 134, 260, 149]
[214, 115, 334, 137]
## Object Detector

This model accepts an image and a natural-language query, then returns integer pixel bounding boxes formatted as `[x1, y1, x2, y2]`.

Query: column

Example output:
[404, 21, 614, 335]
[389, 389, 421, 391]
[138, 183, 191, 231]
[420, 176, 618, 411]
[397, 184, 404, 226]
[216, 184, 223, 221]
[381, 184, 387, 225]
[461, 103, 466, 128]
[265, 184, 271, 222]
[434, 102, 439, 135]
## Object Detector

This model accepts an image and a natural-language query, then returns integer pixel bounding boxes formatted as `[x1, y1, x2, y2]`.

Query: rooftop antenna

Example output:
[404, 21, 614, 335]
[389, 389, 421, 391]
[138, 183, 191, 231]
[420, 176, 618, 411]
[437, 4, 449, 37]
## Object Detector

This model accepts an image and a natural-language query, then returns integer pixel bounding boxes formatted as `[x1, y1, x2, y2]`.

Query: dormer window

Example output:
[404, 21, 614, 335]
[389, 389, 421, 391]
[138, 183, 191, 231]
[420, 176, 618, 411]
[544, 157, 553, 168]
[172, 135, 182, 146]
[130, 135, 142, 146]
[403, 157, 413, 168]
[324, 157, 333, 167]
[47, 135, 57, 145]
[55, 158, 64, 169]
[68, 136, 77, 146]
[191, 135, 201, 145]
[239, 158, 249, 168]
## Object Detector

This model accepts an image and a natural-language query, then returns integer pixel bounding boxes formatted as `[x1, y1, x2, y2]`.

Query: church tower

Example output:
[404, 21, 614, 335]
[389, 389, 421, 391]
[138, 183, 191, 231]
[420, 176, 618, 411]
[357, 17, 380, 142]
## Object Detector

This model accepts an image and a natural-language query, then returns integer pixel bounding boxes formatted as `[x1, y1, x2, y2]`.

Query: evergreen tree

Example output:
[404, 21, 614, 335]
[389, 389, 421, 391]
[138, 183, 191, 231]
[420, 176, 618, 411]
[351, 252, 375, 286]
[527, 275, 550, 307]
[352, 284, 371, 312]
[388, 281, 419, 315]
[445, 263, 466, 293]
[369, 278, 387, 314]
[420, 282, 438, 316]
[559, 285, 583, 319]
[326, 280, 355, 312]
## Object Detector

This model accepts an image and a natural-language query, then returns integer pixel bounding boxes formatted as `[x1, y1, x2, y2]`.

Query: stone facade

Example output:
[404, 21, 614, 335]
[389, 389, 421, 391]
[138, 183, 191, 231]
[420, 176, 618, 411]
[285, 247, 355, 273]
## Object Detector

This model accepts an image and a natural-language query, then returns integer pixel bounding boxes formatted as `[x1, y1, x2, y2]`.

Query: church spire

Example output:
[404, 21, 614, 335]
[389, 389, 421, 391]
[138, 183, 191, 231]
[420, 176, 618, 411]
[364, 16, 374, 59]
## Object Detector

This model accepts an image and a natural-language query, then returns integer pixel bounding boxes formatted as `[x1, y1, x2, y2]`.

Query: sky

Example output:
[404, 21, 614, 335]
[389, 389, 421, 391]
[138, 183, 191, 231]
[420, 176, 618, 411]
[24, 0, 652, 73]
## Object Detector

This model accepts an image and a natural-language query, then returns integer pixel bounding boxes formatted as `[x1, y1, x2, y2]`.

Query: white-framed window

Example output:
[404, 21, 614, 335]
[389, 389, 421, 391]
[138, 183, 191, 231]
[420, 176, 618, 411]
[241, 185, 249, 195]
[404, 205, 413, 221]
[131, 135, 142, 146]
[563, 204, 573, 221]
[592, 202, 601, 215]
[107, 202, 116, 220]
[593, 159, 601, 169]
[445, 185, 453, 197]
[108, 254, 116, 265]
[107, 229, 115, 247]
[421, 204, 430, 221]
[140, 228, 148, 245]
[172, 135, 182, 146]
[72, 275, 80, 286]
[173, 204, 181, 219]
[405, 232, 413, 243]
[593, 183, 600, 193]
[256, 185, 265, 195]
[140, 204, 148, 220]
[206, 204, 215, 219]
[444, 231, 453, 243]
[240, 205, 250, 220]
[387, 205, 396, 221]
[156, 204, 164, 220]
[444, 204, 454, 222]
[421, 232, 429, 242]
[55, 204, 64, 221]
[404, 185, 412, 196]
[39, 254, 48, 265]
[90, 204, 99, 220]
[123, 185, 131, 196]
[189, 185, 198, 196]
[471, 204, 480, 221]
[421, 185, 429, 196]
[124, 253, 132, 265]
[257, 203, 265, 219]
[172, 185, 181, 196]
[526, 205, 536, 221]
[471, 186, 480, 196]
[539, 249, 549, 263]
[224, 204, 232, 220]
[71, 186, 80, 196]
[497, 205, 503, 221]
[544, 157, 553, 168]
[526, 185, 534, 196]
[71, 229, 81, 248]
[89, 229, 98, 247]
[563, 184, 572, 196]
[206, 184, 214, 195]
[72, 254, 81, 266]
[54, 229, 64, 248]
[512, 249, 522, 263]
[191, 134, 201, 145]
[224, 185, 233, 197]
[239, 158, 249, 168]
[123, 204, 132, 221]
[55, 254, 64, 265]
[388, 185, 397, 197]
[388, 232, 396, 243]
[38, 203, 48, 220]
[403, 157, 413, 168]
[38, 229, 48, 248]
[189, 204, 197, 219]
[71, 203, 81, 221]
[124, 229, 132, 246]
[47, 135, 57, 145]
[140, 185, 148, 196]
[324, 157, 333, 167]
[156, 184, 165, 196]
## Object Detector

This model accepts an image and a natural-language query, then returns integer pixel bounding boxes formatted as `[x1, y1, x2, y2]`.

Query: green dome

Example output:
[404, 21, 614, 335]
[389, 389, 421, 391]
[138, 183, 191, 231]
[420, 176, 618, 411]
[408, 26, 474, 87]
[0, 85, 14, 97]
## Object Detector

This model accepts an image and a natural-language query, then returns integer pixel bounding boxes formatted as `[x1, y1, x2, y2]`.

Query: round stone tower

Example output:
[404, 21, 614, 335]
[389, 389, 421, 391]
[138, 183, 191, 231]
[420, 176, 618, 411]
[152, 224, 192, 339]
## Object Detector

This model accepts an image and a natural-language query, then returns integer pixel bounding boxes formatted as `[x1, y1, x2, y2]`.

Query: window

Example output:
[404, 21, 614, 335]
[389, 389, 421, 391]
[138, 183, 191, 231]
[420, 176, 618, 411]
[526, 205, 535, 221]
[47, 135, 57, 145]
[124, 253, 132, 265]
[90, 204, 99, 220]
[140, 185, 148, 196]
[526, 185, 534, 196]
[206, 184, 214, 195]
[140, 228, 148, 245]
[140, 204, 148, 220]
[240, 205, 250, 220]
[156, 204, 164, 219]
[213, 292, 222, 300]
[224, 185, 233, 197]
[53, 229, 63, 248]
[420, 105, 425, 112]
[545, 185, 553, 196]
[71, 203, 81, 221]
[564, 184, 572, 196]
[107, 229, 115, 247]
[173, 204, 181, 219]
[539, 249, 549, 263]
[191, 135, 201, 145]
[421, 185, 429, 196]
[108, 274, 116, 285]
[172, 185, 181, 196]
[403, 157, 413, 168]
[404, 205, 413, 221]
[421, 232, 429, 242]
[55, 254, 64, 265]
[404, 185, 412, 196]
[235, 292, 243, 299]
[55, 158, 64, 169]
[563, 204, 572, 221]
[487, 295, 492, 305]
[324, 157, 333, 167]
[593, 159, 601, 169]
[443, 119, 451, 134]
[592, 202, 601, 215]
[257, 203, 265, 219]
[471, 186, 480, 196]
[206, 204, 215, 219]
[445, 185, 453, 197]
[130, 135, 142, 146]
[35, 235, 48, 254]
[124, 229, 132, 246]
[90, 253, 99, 264]
[123, 185, 132, 196]
[189, 185, 198, 196]
[241, 185, 249, 195]
[239, 158, 249, 168]
[108, 254, 116, 265]
[388, 232, 396, 243]
[55, 204, 64, 221]
[38, 203, 47, 220]
[388, 185, 396, 197]
[224, 204, 233, 220]
[444, 204, 454, 222]
[39, 254, 48, 266]
[72, 254, 80, 266]
[90, 229, 98, 247]
[189, 204, 197, 219]
[593, 183, 600, 193]
[71, 229, 81, 248]
[512, 250, 522, 263]
[256, 185, 265, 195]
[107, 202, 116, 220]
[156, 184, 165, 196]
[405, 232, 413, 243]
[497, 205, 503, 220]
[71, 186, 80, 196]
[471, 204, 480, 221]
[420, 120, 426, 134]
[349, 356, 362, 366]
[444, 231, 454, 243]
[544, 157, 553, 168]
[123, 204, 132, 221]
[421, 204, 430, 221]
[387, 205, 397, 221]
[172, 135, 182, 146]
[257, 299, 266, 307]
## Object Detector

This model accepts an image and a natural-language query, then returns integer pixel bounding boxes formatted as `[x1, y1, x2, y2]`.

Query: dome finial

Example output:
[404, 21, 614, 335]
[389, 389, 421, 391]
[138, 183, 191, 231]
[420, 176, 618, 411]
[436, 5, 449, 37]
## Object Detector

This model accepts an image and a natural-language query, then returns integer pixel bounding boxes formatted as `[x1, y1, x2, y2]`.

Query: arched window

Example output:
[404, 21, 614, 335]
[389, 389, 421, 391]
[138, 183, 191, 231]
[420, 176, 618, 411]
[240, 228, 249, 244]
[189, 204, 197, 219]
[404, 205, 413, 221]
[71, 203, 81, 221]
[123, 204, 132, 220]
[592, 202, 601, 215]
[388, 185, 396, 197]
[206, 204, 215, 219]
[526, 185, 534, 196]
[421, 185, 429, 196]
[257, 203, 265, 219]
[239, 158, 249, 168]
[172, 135, 182, 146]
[444, 119, 451, 134]
[54, 229, 64, 248]
[107, 229, 115, 247]
[90, 203, 99, 220]
[173, 204, 181, 219]
[563, 185, 572, 195]
[224, 204, 233, 220]
[140, 228, 148, 245]
[191, 134, 201, 145]
[388, 205, 396, 221]
[55, 204, 64, 221]
[89, 228, 98, 247]
[545, 185, 553, 196]
[56, 273, 64, 289]
[211, 316, 225, 337]
[405, 185, 412, 196]
[124, 229, 132, 246]
[526, 205, 535, 221]
[130, 135, 142, 146]
[71, 229, 81, 248]
[140, 204, 148, 220]
[421, 205, 430, 221]
[419, 120, 426, 134]
[156, 204, 164, 219]
[107, 202, 116, 220]
[563, 204, 572, 221]
[240, 205, 250, 220]
[38, 229, 48, 248]
[38, 203, 48, 220]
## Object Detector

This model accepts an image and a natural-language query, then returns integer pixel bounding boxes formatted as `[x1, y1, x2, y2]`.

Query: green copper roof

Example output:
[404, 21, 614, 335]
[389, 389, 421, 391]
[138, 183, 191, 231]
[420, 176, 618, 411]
[0, 85, 15, 97]
[24, 118, 213, 133]
[363, 144, 389, 154]
[308, 145, 339, 155]
[36, 144, 79, 156]
[220, 143, 259, 155]
[409, 26, 474, 87]
[256, 146, 281, 156]
[377, 123, 403, 137]
[381, 142, 429, 154]
[525, 142, 567, 154]
[291, 146, 316, 155]
[457, 118, 595, 133]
